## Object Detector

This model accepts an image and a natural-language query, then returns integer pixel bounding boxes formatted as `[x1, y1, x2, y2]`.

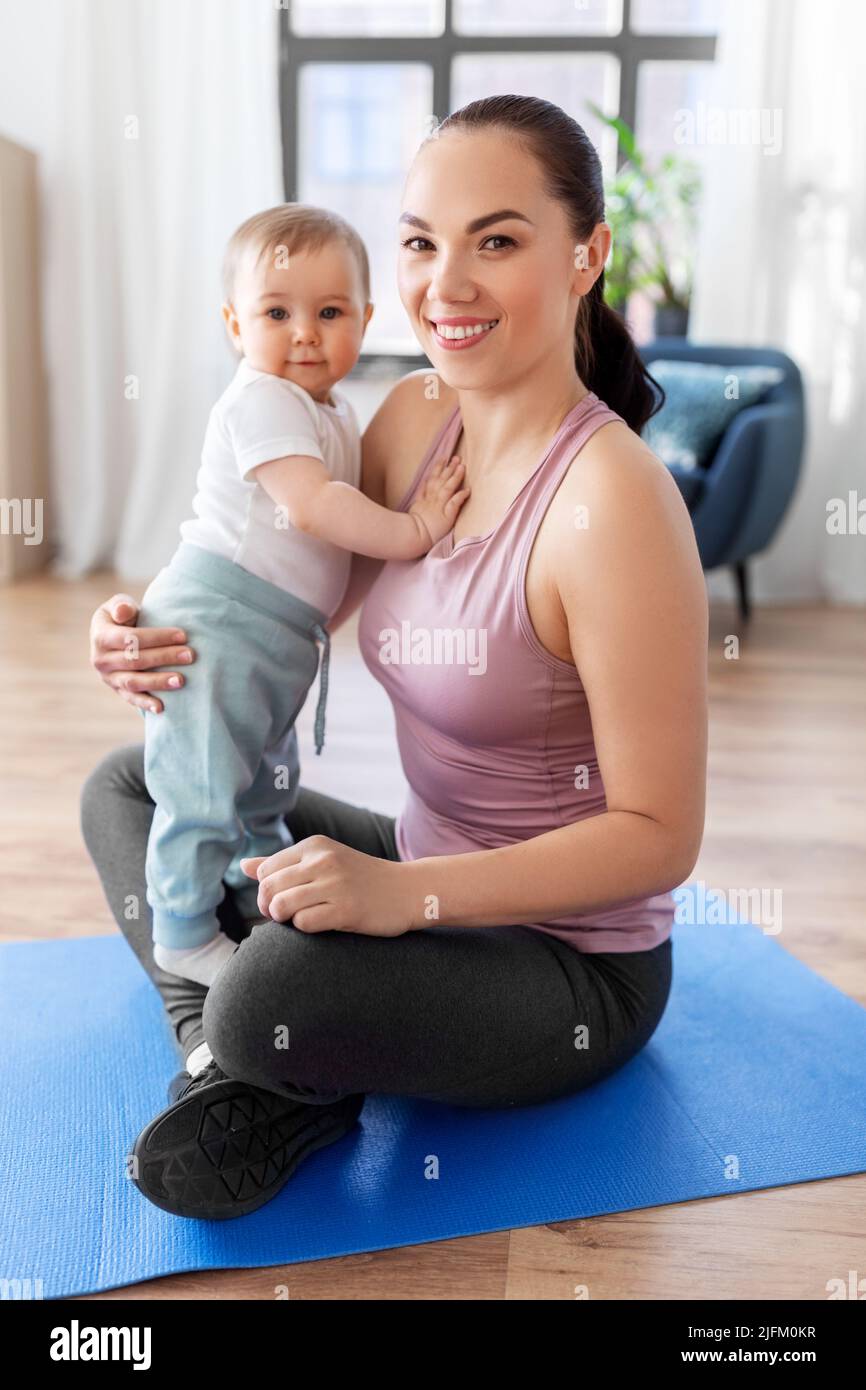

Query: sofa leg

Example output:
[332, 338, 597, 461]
[734, 561, 752, 623]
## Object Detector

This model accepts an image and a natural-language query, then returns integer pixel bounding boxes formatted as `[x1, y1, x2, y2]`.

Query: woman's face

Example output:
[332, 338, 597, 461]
[398, 127, 606, 392]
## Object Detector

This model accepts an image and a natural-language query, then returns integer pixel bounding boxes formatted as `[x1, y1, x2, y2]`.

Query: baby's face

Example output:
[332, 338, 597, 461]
[223, 240, 372, 403]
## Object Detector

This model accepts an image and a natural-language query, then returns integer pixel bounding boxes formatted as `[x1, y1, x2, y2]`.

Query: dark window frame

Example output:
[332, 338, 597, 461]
[278, 0, 718, 366]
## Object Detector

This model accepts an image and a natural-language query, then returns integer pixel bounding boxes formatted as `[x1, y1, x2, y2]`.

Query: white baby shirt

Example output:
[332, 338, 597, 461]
[179, 359, 361, 617]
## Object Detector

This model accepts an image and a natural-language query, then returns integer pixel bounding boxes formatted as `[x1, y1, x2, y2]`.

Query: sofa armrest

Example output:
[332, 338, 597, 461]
[691, 402, 804, 568]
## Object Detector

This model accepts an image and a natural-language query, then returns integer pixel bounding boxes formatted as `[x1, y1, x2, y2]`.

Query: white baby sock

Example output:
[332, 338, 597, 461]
[153, 933, 238, 988]
[185, 1040, 214, 1077]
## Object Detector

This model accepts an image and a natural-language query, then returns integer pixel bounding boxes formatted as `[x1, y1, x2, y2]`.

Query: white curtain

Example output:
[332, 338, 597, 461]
[691, 0, 866, 604]
[45, 0, 283, 580]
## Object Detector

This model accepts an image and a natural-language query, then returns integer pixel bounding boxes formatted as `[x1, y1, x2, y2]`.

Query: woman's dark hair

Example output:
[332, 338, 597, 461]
[434, 95, 665, 435]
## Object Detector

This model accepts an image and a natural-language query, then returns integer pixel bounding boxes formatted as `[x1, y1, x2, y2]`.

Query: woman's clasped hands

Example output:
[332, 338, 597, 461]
[240, 836, 418, 938]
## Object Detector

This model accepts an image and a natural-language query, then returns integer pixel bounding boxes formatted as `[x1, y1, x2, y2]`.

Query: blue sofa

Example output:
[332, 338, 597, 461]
[638, 339, 806, 619]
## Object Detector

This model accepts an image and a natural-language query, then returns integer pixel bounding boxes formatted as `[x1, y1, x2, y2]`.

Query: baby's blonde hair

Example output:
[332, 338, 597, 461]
[222, 204, 371, 304]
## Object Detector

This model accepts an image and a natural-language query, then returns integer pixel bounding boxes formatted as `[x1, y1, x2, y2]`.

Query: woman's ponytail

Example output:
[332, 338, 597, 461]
[576, 273, 665, 435]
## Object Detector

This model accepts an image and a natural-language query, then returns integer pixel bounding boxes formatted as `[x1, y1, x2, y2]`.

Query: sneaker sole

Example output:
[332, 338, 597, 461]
[132, 1078, 363, 1220]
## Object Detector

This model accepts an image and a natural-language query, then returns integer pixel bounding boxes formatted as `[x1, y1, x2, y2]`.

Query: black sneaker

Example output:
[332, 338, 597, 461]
[167, 1069, 192, 1105]
[132, 1059, 364, 1220]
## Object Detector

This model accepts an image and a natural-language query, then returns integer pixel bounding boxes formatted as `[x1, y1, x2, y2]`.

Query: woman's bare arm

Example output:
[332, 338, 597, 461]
[397, 430, 708, 927]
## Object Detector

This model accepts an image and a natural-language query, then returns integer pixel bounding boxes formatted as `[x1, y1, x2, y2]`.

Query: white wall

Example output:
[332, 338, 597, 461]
[0, 2, 64, 192]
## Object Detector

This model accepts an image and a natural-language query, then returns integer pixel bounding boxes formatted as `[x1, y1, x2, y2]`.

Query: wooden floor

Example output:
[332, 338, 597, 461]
[1, 572, 864, 1300]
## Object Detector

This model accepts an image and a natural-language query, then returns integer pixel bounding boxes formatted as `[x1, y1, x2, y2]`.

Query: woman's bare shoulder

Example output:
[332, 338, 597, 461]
[548, 417, 703, 600]
[556, 418, 689, 528]
[361, 369, 458, 508]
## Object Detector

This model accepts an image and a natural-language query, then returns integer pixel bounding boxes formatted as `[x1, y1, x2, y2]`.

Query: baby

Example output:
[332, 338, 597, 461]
[136, 204, 468, 990]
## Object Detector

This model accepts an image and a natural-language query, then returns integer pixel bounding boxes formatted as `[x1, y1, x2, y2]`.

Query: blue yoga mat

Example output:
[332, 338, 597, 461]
[2, 915, 865, 1298]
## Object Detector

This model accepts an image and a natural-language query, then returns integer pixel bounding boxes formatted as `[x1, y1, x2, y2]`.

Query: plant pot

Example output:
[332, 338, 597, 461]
[653, 303, 690, 338]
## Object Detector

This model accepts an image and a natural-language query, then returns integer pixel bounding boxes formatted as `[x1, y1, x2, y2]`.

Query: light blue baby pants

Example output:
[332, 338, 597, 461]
[137, 541, 331, 950]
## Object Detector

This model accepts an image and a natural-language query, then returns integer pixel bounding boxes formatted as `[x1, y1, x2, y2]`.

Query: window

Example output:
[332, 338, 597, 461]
[279, 0, 721, 357]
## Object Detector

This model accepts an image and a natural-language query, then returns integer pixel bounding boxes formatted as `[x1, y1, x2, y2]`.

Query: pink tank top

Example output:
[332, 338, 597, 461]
[357, 390, 675, 954]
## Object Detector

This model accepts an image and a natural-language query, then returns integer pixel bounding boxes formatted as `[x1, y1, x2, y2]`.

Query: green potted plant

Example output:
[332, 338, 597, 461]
[587, 102, 702, 337]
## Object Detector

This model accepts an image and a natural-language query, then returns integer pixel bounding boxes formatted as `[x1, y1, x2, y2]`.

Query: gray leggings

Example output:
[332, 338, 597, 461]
[80, 742, 673, 1110]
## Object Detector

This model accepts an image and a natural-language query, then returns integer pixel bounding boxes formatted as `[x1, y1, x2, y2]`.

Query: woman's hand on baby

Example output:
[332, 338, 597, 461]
[408, 454, 470, 549]
[241, 837, 416, 937]
[89, 592, 196, 714]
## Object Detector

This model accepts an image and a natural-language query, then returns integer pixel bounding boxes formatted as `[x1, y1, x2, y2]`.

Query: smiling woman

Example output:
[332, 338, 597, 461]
[81, 94, 706, 1221]
[398, 205, 532, 349]
[357, 97, 705, 935]
[396, 96, 663, 432]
